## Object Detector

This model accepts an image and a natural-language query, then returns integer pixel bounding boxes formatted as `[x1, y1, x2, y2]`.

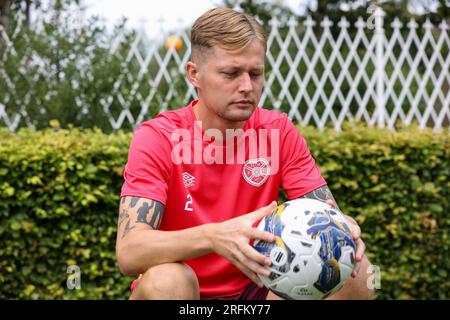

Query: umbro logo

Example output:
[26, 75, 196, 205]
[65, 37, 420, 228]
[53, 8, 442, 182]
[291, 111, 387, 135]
[182, 172, 195, 188]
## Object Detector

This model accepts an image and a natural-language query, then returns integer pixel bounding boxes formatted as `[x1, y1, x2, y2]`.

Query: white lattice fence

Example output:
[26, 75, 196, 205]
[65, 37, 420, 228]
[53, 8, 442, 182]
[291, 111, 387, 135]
[0, 9, 449, 132]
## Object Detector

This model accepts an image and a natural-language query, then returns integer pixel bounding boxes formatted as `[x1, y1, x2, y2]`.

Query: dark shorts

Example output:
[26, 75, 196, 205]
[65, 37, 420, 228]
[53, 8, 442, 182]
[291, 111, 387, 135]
[201, 282, 269, 300]
[130, 277, 269, 300]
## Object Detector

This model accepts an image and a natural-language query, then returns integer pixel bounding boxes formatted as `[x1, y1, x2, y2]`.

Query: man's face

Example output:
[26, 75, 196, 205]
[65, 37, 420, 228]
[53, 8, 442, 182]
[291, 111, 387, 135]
[191, 40, 266, 123]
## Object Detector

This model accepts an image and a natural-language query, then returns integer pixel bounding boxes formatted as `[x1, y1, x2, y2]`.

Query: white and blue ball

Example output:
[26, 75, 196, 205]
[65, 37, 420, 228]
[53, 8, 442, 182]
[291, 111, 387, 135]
[253, 198, 356, 300]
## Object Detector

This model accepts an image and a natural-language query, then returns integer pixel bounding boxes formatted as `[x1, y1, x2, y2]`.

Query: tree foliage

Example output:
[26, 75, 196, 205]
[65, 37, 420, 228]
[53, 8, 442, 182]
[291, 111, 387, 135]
[224, 0, 450, 26]
[0, 0, 188, 132]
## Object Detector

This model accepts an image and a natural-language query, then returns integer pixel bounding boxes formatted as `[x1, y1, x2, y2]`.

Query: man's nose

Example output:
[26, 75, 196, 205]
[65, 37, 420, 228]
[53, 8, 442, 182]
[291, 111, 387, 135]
[238, 73, 253, 93]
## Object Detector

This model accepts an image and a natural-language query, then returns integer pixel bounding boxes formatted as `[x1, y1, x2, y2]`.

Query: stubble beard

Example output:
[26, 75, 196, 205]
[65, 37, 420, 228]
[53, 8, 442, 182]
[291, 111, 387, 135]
[218, 104, 256, 122]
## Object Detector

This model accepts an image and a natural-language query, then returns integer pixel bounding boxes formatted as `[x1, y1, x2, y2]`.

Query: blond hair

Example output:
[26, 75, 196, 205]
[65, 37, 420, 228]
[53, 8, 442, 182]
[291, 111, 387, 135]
[190, 8, 267, 61]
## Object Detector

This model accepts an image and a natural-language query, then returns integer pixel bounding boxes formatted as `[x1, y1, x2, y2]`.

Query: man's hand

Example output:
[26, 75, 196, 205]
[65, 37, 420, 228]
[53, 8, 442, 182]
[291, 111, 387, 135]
[325, 199, 366, 278]
[207, 201, 278, 288]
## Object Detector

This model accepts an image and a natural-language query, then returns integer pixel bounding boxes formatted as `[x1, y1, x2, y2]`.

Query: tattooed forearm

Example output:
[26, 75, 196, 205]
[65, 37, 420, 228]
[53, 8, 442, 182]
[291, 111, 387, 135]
[299, 185, 340, 210]
[130, 197, 139, 208]
[119, 197, 137, 239]
[118, 209, 129, 228]
[122, 220, 136, 239]
[149, 202, 164, 228]
[118, 197, 165, 239]
[136, 201, 164, 229]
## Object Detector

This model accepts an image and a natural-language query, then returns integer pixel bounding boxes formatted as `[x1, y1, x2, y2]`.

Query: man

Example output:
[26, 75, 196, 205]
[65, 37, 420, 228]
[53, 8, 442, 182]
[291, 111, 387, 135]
[116, 7, 373, 300]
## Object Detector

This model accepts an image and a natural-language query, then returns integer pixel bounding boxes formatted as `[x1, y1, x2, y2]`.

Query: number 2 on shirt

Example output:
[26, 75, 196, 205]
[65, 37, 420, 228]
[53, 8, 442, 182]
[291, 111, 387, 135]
[184, 194, 193, 212]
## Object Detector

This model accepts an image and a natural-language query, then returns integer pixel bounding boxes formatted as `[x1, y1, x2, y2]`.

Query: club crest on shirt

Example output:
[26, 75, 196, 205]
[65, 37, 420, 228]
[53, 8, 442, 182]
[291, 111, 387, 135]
[242, 158, 270, 187]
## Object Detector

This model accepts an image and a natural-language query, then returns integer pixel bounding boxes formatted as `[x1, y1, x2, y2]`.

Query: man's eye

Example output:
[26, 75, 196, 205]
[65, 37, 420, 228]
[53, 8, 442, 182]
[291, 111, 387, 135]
[222, 72, 238, 78]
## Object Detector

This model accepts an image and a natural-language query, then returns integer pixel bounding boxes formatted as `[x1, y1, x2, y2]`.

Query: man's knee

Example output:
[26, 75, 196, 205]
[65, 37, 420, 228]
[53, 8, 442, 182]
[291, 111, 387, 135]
[130, 263, 200, 300]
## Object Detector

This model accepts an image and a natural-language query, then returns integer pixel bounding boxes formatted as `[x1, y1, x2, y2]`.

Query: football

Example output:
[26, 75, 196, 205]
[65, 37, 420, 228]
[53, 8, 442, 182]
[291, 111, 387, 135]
[253, 198, 356, 299]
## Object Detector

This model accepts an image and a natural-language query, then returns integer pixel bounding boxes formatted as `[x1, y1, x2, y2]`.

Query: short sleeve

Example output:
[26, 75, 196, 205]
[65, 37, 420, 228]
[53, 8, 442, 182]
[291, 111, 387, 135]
[280, 117, 327, 199]
[120, 122, 172, 205]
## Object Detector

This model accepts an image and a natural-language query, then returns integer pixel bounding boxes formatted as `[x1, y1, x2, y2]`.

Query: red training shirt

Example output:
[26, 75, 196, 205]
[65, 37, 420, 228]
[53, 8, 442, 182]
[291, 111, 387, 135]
[121, 99, 326, 297]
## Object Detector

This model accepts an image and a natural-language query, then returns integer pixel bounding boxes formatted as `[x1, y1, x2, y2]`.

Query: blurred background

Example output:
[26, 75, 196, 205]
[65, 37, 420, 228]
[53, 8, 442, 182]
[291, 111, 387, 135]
[0, 0, 449, 300]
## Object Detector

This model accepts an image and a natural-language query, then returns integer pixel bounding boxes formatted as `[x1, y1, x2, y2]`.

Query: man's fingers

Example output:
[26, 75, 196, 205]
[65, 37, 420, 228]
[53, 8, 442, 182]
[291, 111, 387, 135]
[355, 238, 366, 261]
[325, 199, 336, 208]
[351, 224, 361, 240]
[344, 215, 361, 240]
[346, 216, 364, 278]
[241, 259, 270, 287]
[344, 214, 357, 225]
[248, 228, 275, 243]
[244, 255, 272, 278]
[234, 260, 265, 288]
[252, 201, 277, 222]
[351, 241, 365, 278]
[228, 247, 267, 287]
[351, 261, 361, 278]
[241, 243, 272, 267]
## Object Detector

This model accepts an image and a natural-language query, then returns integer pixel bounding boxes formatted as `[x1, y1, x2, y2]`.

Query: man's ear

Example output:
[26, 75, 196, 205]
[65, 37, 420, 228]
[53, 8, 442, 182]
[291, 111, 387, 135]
[186, 61, 200, 89]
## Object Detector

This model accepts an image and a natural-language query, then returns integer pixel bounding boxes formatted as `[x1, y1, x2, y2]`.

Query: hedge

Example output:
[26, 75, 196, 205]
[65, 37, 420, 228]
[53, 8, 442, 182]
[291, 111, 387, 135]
[0, 124, 448, 299]
[0, 128, 133, 299]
